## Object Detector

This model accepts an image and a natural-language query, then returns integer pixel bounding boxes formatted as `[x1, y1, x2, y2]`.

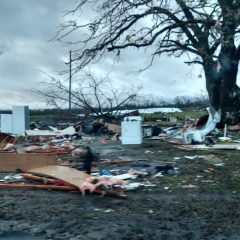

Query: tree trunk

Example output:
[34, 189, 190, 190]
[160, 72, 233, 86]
[204, 53, 240, 124]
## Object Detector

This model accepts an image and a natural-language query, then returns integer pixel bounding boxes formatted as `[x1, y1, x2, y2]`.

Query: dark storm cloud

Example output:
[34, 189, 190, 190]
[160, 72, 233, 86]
[87, 47, 207, 101]
[0, 0, 76, 108]
[0, 0, 218, 109]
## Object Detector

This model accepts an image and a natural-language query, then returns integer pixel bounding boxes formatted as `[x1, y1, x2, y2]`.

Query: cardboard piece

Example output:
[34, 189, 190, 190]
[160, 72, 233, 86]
[28, 165, 90, 188]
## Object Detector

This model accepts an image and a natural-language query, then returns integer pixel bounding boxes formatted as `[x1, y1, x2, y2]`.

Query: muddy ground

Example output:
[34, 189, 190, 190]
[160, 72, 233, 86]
[1, 137, 240, 240]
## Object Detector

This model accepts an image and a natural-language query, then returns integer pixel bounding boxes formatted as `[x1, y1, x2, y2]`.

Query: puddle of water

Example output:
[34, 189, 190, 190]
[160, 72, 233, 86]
[0, 232, 44, 240]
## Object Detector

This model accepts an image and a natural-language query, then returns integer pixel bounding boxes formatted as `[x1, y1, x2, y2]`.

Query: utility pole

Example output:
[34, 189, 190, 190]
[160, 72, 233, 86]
[69, 50, 72, 113]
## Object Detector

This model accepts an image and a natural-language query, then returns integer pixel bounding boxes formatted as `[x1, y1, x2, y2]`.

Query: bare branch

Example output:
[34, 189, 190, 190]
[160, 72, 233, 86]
[33, 70, 140, 117]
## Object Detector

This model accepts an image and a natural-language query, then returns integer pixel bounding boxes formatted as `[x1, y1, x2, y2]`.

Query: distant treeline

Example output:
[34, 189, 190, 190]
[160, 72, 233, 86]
[0, 95, 209, 115]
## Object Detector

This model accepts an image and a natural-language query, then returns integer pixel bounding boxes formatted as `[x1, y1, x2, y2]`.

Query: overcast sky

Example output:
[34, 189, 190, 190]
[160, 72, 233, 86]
[0, 0, 237, 110]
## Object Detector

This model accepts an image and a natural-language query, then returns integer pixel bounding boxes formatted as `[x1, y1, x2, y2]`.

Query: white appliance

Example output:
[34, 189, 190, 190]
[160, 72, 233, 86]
[121, 116, 143, 144]
[0, 114, 13, 134]
[12, 106, 29, 135]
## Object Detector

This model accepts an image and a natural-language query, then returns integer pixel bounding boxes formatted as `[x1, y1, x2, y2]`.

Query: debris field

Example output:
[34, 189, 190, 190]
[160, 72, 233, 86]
[0, 132, 240, 239]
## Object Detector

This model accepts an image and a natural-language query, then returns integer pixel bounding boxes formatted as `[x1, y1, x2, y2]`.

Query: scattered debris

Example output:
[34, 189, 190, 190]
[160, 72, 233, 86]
[202, 155, 223, 165]
[28, 165, 127, 198]
[184, 155, 203, 160]
[228, 125, 240, 131]
[124, 182, 141, 190]
[181, 184, 198, 189]
[179, 144, 240, 150]
[0, 106, 235, 202]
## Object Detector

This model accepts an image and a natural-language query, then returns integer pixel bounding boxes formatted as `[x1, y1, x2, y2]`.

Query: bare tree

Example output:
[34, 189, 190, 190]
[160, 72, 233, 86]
[55, 0, 240, 121]
[34, 70, 140, 118]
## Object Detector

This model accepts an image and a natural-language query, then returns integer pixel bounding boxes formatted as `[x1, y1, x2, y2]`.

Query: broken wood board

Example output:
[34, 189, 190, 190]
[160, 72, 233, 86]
[28, 165, 127, 199]
[0, 132, 17, 149]
[0, 183, 77, 191]
[28, 165, 90, 189]
[25, 148, 69, 156]
[0, 153, 57, 172]
[22, 173, 73, 186]
[177, 144, 240, 151]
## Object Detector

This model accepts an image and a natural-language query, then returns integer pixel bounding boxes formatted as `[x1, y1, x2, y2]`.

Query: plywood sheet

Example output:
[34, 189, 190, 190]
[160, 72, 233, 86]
[0, 153, 57, 172]
[28, 165, 90, 188]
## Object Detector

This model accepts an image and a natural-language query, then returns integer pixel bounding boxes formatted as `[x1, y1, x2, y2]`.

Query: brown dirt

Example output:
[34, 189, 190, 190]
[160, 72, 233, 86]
[0, 138, 240, 240]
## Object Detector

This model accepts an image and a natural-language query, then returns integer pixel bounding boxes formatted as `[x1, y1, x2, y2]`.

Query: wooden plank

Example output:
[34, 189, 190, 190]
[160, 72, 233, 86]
[28, 165, 90, 188]
[0, 183, 77, 191]
[21, 173, 73, 186]
[0, 153, 57, 172]
[25, 148, 69, 156]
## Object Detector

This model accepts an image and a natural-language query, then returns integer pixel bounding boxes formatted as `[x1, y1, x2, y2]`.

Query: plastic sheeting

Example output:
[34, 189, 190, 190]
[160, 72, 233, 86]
[182, 108, 221, 144]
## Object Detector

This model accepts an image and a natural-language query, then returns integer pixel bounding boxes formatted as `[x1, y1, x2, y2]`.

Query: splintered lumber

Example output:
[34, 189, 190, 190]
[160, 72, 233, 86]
[0, 153, 57, 172]
[0, 132, 17, 149]
[22, 173, 126, 198]
[28, 165, 127, 199]
[25, 148, 69, 156]
[21, 173, 73, 186]
[0, 183, 77, 191]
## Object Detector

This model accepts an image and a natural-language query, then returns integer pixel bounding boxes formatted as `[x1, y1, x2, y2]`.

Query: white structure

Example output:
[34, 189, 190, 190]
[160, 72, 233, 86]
[12, 106, 29, 135]
[0, 114, 13, 134]
[121, 116, 143, 144]
[91, 107, 182, 117]
[182, 107, 221, 144]
[0, 106, 29, 135]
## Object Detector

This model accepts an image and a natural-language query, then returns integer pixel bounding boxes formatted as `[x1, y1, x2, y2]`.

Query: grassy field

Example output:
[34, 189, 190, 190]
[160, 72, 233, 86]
[142, 109, 206, 124]
[29, 108, 207, 126]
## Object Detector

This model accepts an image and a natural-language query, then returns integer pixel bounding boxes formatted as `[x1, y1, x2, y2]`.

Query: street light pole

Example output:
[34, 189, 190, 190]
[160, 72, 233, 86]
[69, 50, 72, 113]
